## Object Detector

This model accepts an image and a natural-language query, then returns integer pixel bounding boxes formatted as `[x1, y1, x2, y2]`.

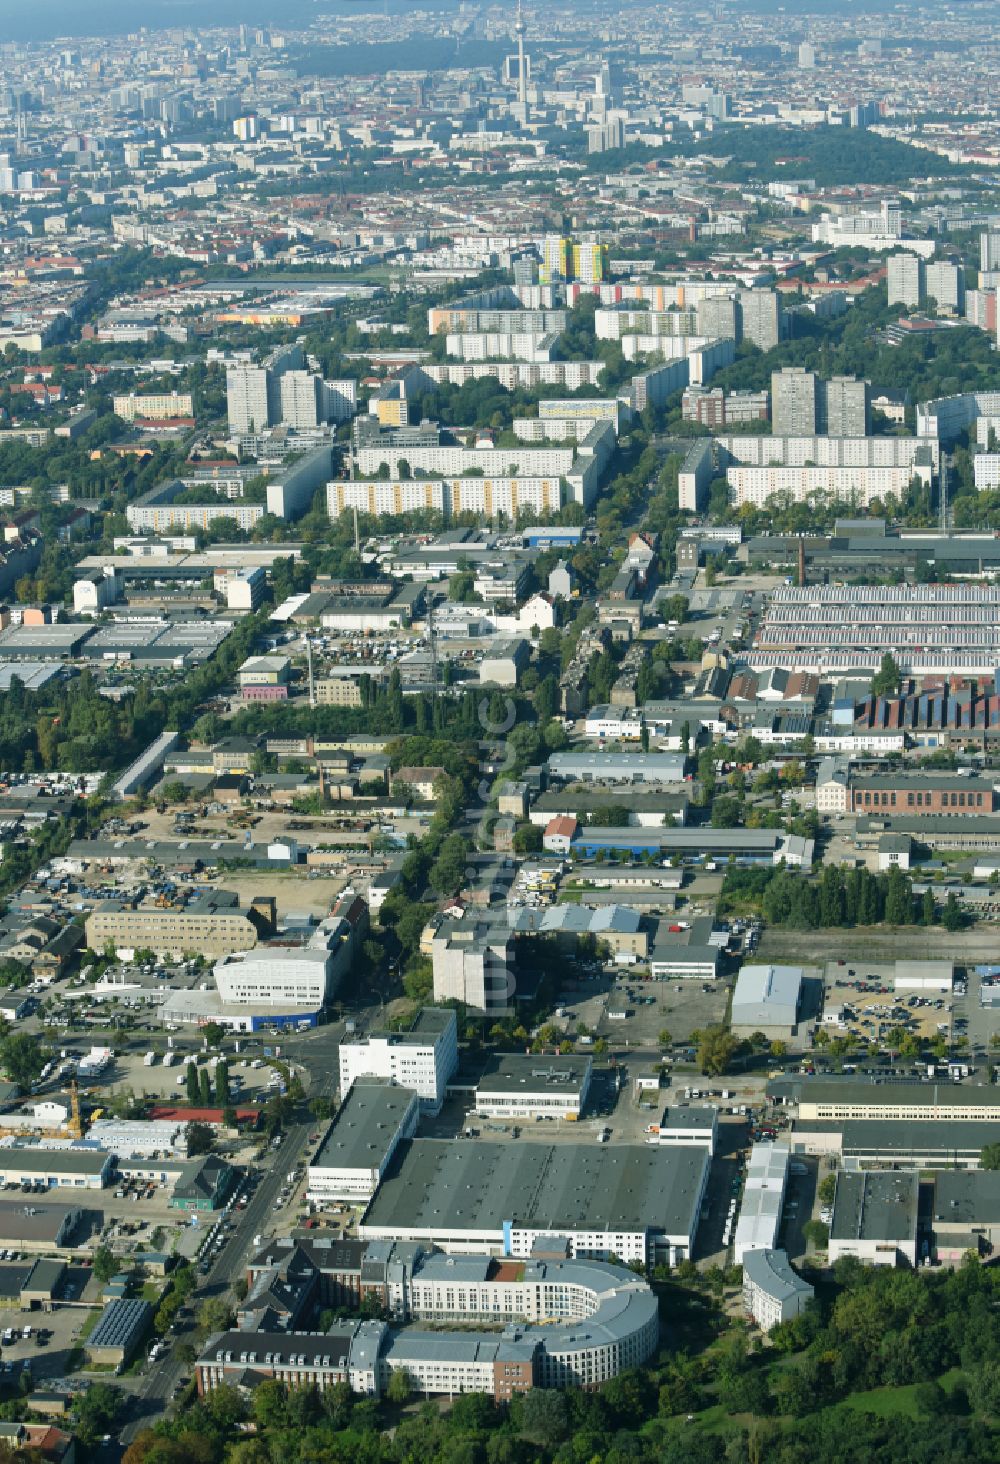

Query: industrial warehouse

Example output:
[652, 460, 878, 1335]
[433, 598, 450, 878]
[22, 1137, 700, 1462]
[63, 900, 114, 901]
[359, 1139, 709, 1266]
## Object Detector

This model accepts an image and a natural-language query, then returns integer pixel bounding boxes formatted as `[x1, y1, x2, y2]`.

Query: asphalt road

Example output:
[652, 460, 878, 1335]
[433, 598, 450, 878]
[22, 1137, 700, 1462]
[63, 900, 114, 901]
[119, 1028, 344, 1443]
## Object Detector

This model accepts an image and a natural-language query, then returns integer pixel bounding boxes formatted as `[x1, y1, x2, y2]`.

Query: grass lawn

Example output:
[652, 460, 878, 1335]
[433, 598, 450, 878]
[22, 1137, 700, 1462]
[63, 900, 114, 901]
[824, 1369, 966, 1422]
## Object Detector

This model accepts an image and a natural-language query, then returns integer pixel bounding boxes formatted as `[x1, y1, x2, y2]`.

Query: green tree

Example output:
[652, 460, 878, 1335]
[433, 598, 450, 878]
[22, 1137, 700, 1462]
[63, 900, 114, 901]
[942, 892, 964, 931]
[884, 865, 912, 925]
[512, 822, 543, 854]
[0, 1033, 48, 1090]
[185, 1061, 199, 1105]
[871, 653, 902, 696]
[0, 959, 32, 989]
[515, 1387, 570, 1448]
[695, 1026, 740, 1076]
[92, 1245, 118, 1283]
[197, 1295, 234, 1336]
[428, 832, 471, 895]
[186, 1121, 214, 1157]
[386, 1366, 412, 1404]
[818, 1173, 838, 1207]
[74, 1382, 123, 1447]
[803, 1219, 829, 1249]
[981, 1143, 1000, 1170]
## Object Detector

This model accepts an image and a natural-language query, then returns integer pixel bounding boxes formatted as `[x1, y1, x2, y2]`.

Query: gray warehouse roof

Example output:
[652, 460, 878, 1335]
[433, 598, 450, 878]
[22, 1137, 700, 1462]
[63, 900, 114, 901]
[732, 964, 802, 1025]
[931, 1170, 1000, 1225]
[830, 1171, 919, 1243]
[311, 1082, 417, 1174]
[362, 1138, 707, 1240]
[0, 1148, 110, 1176]
[474, 1054, 592, 1096]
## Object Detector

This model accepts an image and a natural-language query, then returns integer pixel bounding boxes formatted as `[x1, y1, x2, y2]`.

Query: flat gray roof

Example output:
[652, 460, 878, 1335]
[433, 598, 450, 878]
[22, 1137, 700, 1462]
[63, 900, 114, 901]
[791, 1079, 1000, 1110]
[660, 1106, 716, 1130]
[831, 1171, 919, 1243]
[794, 1117, 1000, 1157]
[363, 1139, 707, 1240]
[311, 1082, 417, 1174]
[475, 1055, 591, 1096]
[0, 1149, 109, 1176]
[931, 1170, 1000, 1224]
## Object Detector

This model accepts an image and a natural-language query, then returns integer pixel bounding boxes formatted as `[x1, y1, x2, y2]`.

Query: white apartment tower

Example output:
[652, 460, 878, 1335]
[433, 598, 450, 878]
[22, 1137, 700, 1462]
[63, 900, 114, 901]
[771, 367, 818, 437]
[822, 375, 871, 437]
[738, 289, 783, 351]
[887, 253, 923, 308]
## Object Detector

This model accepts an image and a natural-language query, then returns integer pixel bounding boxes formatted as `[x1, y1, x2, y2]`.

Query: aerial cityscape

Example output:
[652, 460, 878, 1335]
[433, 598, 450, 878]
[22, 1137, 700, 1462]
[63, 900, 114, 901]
[1, 1, 1000, 1461]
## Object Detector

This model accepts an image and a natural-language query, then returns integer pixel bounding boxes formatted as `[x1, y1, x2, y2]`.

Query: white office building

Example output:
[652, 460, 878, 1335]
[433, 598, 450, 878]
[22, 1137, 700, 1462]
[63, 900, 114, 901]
[733, 1142, 791, 1264]
[212, 918, 352, 1008]
[338, 1008, 458, 1114]
[307, 1081, 420, 1203]
[742, 1248, 813, 1332]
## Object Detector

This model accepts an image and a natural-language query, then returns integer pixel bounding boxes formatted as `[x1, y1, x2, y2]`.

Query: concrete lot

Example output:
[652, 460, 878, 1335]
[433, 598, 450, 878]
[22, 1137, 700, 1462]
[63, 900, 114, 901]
[553, 973, 731, 1049]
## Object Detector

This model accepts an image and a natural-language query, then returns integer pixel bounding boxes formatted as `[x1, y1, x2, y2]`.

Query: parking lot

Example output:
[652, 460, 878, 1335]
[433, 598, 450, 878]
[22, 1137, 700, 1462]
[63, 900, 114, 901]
[821, 960, 957, 1045]
[0, 1302, 91, 1386]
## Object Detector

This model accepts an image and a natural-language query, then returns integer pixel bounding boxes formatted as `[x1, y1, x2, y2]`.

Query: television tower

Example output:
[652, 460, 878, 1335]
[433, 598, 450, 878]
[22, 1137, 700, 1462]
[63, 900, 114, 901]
[515, 0, 527, 109]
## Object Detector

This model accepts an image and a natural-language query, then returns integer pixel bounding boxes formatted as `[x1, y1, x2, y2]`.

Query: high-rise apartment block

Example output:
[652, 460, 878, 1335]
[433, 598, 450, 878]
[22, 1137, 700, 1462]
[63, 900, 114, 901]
[924, 260, 965, 315]
[539, 235, 607, 284]
[888, 253, 965, 314]
[887, 252, 923, 308]
[279, 371, 322, 430]
[697, 294, 740, 342]
[982, 232, 1000, 274]
[226, 365, 270, 435]
[738, 289, 783, 351]
[771, 367, 818, 437]
[822, 375, 871, 437]
[771, 368, 871, 437]
[226, 343, 311, 434]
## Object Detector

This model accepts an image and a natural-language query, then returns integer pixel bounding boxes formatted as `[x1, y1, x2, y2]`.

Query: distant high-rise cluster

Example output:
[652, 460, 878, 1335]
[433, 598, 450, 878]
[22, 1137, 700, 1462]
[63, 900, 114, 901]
[539, 236, 608, 284]
[226, 343, 355, 435]
[887, 253, 965, 313]
[771, 367, 871, 437]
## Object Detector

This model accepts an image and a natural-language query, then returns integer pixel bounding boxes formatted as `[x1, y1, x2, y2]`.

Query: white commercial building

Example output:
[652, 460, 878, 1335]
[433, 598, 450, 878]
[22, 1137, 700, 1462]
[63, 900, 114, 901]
[731, 965, 802, 1037]
[742, 1248, 813, 1332]
[212, 918, 353, 1008]
[307, 1081, 420, 1203]
[828, 1171, 918, 1267]
[338, 1008, 458, 1114]
[472, 1055, 593, 1120]
[361, 1139, 710, 1267]
[733, 1142, 791, 1264]
[655, 1106, 718, 1156]
[893, 960, 953, 992]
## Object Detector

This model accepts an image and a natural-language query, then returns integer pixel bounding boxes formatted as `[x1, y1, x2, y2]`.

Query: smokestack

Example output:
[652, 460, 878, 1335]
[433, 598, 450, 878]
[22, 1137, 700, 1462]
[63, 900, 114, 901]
[798, 538, 806, 589]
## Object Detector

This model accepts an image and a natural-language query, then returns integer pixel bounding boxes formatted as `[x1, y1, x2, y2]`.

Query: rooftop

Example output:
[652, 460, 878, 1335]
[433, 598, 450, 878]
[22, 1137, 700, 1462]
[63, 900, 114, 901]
[311, 1082, 418, 1175]
[830, 1171, 919, 1243]
[474, 1054, 592, 1096]
[362, 1139, 708, 1240]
